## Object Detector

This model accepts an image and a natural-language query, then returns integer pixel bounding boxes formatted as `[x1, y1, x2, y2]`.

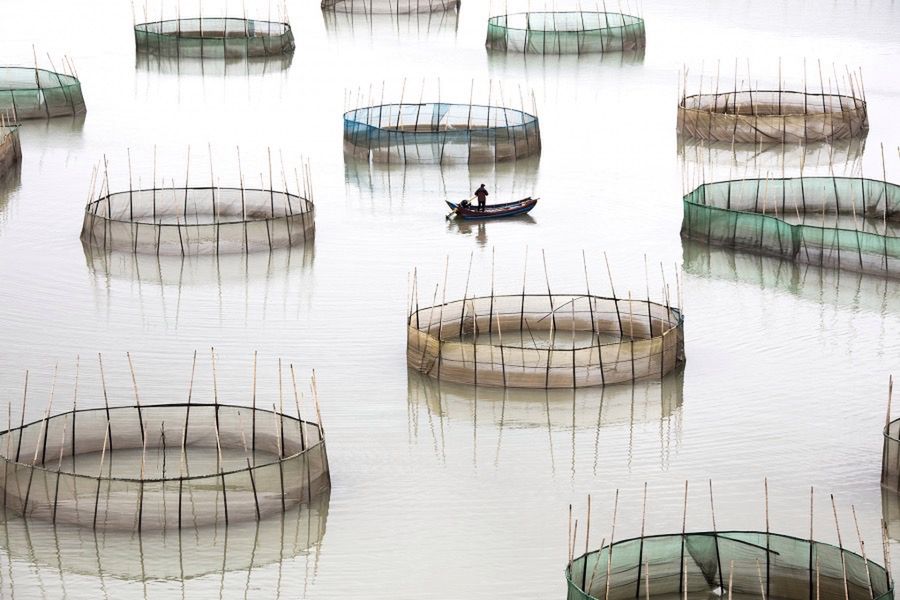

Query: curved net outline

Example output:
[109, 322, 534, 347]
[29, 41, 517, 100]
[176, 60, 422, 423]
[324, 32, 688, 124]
[566, 532, 892, 600]
[486, 11, 645, 54]
[0, 403, 330, 531]
[407, 293, 685, 388]
[681, 177, 900, 277]
[0, 66, 86, 120]
[81, 187, 315, 255]
[0, 121, 21, 177]
[344, 102, 541, 164]
[678, 90, 868, 143]
[321, 0, 460, 13]
[134, 18, 295, 58]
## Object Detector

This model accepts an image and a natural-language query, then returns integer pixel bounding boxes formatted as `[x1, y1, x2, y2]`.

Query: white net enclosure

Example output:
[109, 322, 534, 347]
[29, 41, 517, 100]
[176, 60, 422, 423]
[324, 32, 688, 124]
[0, 62, 86, 120]
[134, 18, 295, 58]
[0, 353, 330, 532]
[80, 148, 316, 255]
[321, 0, 460, 13]
[485, 11, 646, 54]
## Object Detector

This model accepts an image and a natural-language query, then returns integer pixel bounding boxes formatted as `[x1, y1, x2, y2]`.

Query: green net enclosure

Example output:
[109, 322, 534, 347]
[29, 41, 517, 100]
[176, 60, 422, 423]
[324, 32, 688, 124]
[681, 176, 900, 278]
[485, 11, 645, 54]
[0, 119, 21, 178]
[882, 391, 900, 491]
[0, 65, 86, 120]
[344, 101, 541, 164]
[134, 18, 295, 58]
[566, 532, 893, 600]
[321, 0, 460, 13]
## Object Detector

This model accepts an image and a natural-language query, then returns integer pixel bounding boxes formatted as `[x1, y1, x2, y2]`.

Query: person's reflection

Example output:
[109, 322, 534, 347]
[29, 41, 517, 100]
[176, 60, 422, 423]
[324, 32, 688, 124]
[475, 222, 487, 247]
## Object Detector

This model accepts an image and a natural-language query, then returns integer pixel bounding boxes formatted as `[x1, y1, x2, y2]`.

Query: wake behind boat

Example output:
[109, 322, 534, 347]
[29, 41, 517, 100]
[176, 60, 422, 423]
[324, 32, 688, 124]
[446, 196, 538, 220]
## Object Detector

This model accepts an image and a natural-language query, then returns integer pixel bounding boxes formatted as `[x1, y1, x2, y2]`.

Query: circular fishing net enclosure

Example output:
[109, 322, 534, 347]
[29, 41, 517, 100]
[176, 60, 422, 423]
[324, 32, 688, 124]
[0, 403, 329, 531]
[321, 0, 460, 13]
[134, 18, 295, 58]
[566, 532, 892, 600]
[681, 176, 900, 277]
[407, 293, 685, 388]
[0, 66, 86, 120]
[344, 102, 541, 164]
[678, 90, 868, 143]
[882, 411, 900, 492]
[0, 122, 21, 178]
[486, 11, 645, 54]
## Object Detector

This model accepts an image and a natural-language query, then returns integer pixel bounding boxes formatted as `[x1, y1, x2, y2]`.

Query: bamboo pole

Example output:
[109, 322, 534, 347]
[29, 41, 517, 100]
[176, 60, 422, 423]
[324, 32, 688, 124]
[604, 490, 620, 600]
[850, 505, 874, 600]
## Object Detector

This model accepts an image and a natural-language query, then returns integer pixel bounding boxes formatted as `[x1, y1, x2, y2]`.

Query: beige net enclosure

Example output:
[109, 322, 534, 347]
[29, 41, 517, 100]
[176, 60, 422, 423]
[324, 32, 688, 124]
[80, 149, 316, 255]
[0, 354, 330, 532]
[0, 118, 21, 178]
[134, 18, 295, 58]
[321, 0, 460, 13]
[0, 64, 86, 120]
[677, 64, 868, 143]
[486, 11, 645, 54]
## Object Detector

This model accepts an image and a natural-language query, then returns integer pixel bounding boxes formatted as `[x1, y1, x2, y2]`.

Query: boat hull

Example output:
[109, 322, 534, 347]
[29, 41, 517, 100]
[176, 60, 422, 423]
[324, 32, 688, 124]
[446, 197, 538, 220]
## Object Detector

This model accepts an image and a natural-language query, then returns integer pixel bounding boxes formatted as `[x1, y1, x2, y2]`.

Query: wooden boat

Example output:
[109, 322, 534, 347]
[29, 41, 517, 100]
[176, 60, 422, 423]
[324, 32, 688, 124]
[445, 196, 538, 220]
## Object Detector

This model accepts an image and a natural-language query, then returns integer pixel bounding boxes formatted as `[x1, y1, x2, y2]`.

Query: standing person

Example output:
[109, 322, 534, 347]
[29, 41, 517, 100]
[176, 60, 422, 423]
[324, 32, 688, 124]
[474, 184, 489, 212]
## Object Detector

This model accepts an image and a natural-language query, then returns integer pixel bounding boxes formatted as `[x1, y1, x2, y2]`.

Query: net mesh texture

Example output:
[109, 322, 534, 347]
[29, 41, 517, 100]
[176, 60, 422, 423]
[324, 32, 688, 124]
[566, 532, 892, 600]
[321, 0, 460, 13]
[486, 12, 645, 54]
[135, 18, 295, 58]
[407, 293, 685, 388]
[81, 187, 315, 255]
[882, 417, 900, 491]
[344, 102, 541, 164]
[681, 177, 900, 278]
[678, 90, 868, 143]
[0, 404, 330, 531]
[0, 66, 86, 120]
[0, 125, 21, 177]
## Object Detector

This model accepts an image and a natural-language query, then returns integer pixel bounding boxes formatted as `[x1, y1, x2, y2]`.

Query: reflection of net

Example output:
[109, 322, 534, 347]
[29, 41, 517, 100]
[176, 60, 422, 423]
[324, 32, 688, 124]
[486, 12, 645, 54]
[321, 0, 460, 13]
[407, 293, 685, 388]
[681, 177, 900, 277]
[0, 404, 330, 531]
[566, 532, 892, 600]
[81, 187, 315, 255]
[135, 51, 293, 76]
[134, 18, 295, 58]
[344, 102, 541, 164]
[0, 124, 21, 177]
[678, 90, 868, 143]
[0, 66, 86, 120]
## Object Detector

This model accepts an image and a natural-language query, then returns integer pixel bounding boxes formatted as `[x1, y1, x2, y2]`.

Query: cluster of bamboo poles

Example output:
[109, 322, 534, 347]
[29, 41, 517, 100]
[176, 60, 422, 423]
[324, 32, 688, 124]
[0, 350, 328, 530]
[0, 48, 82, 121]
[321, 0, 460, 15]
[566, 482, 893, 600]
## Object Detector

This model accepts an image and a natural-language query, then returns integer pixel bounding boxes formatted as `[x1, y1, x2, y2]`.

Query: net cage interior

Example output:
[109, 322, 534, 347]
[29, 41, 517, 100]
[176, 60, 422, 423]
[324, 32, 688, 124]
[321, 0, 460, 14]
[0, 66, 86, 120]
[135, 18, 295, 58]
[0, 124, 22, 177]
[81, 187, 315, 255]
[881, 417, 900, 491]
[681, 177, 900, 278]
[486, 12, 646, 54]
[565, 532, 893, 600]
[678, 90, 868, 143]
[407, 293, 685, 388]
[344, 102, 541, 164]
[0, 403, 330, 531]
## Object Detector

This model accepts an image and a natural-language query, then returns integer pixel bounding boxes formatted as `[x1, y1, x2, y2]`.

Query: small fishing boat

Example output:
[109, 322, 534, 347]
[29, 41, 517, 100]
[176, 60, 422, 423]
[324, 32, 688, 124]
[445, 196, 538, 220]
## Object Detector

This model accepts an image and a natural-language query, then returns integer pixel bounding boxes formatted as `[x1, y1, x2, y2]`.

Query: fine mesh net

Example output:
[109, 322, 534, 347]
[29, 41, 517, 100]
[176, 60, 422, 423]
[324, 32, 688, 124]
[566, 532, 892, 600]
[407, 293, 685, 388]
[344, 102, 541, 164]
[81, 187, 315, 255]
[0, 404, 330, 531]
[0, 124, 21, 177]
[681, 177, 900, 278]
[486, 12, 645, 54]
[882, 418, 900, 491]
[321, 0, 460, 13]
[0, 67, 87, 120]
[134, 18, 295, 58]
[678, 90, 868, 143]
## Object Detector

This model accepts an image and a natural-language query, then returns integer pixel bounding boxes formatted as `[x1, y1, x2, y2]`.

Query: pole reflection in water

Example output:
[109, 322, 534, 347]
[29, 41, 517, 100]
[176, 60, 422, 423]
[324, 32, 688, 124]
[0, 492, 329, 599]
[406, 368, 683, 477]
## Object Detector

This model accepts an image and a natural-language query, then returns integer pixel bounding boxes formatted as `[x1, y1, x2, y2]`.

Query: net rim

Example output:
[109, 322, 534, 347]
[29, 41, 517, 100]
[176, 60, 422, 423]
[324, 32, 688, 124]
[343, 102, 539, 132]
[884, 417, 900, 442]
[0, 66, 82, 92]
[134, 18, 292, 39]
[679, 90, 867, 117]
[487, 11, 644, 33]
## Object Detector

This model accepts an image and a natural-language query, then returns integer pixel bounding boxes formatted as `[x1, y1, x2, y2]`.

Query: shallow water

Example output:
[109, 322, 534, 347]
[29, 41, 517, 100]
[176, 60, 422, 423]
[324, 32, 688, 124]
[1, 0, 900, 598]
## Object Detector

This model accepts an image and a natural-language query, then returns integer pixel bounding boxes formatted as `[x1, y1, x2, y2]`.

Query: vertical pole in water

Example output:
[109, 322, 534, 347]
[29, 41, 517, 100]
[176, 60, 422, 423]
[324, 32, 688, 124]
[251, 351, 258, 456]
[488, 248, 495, 335]
[635, 482, 648, 599]
[881, 143, 890, 273]
[679, 480, 688, 594]
[127, 352, 146, 447]
[604, 489, 619, 600]
[22, 408, 50, 516]
[764, 478, 770, 598]
[268, 147, 275, 217]
[97, 354, 113, 451]
[183, 145, 191, 220]
[850, 506, 874, 600]
[436, 256, 449, 380]
[583, 250, 605, 385]
[604, 252, 623, 336]
[458, 252, 474, 339]
[830, 495, 851, 600]
[709, 480, 724, 591]
[51, 417, 68, 524]
[273, 403, 286, 511]
[179, 350, 197, 531]
[137, 425, 147, 533]
[541, 250, 555, 389]
[290, 364, 312, 501]
[581, 494, 592, 592]
[881, 519, 894, 595]
[808, 487, 815, 600]
[92, 426, 110, 529]
[519, 248, 528, 332]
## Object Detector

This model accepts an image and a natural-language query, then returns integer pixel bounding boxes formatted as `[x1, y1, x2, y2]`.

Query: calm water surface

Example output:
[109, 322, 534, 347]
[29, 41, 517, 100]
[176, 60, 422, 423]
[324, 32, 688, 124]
[1, 0, 899, 598]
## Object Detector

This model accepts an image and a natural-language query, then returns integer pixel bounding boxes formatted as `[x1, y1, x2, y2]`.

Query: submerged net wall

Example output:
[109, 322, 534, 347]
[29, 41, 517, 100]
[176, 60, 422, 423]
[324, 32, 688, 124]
[682, 177, 900, 277]
[344, 102, 541, 164]
[81, 187, 315, 255]
[0, 123, 22, 178]
[407, 293, 685, 388]
[135, 18, 295, 58]
[486, 11, 645, 54]
[321, 0, 460, 13]
[0, 403, 329, 531]
[0, 66, 86, 120]
[882, 415, 900, 491]
[566, 532, 892, 600]
[678, 90, 868, 143]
